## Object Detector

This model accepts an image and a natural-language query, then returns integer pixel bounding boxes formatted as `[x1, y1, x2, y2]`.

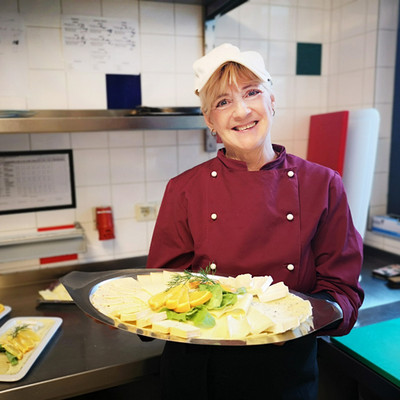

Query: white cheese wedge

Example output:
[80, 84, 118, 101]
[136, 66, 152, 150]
[150, 272, 164, 284]
[258, 281, 289, 302]
[251, 294, 312, 334]
[169, 321, 200, 338]
[227, 315, 251, 339]
[200, 315, 229, 339]
[110, 277, 141, 290]
[136, 274, 153, 286]
[226, 293, 253, 316]
[152, 319, 179, 334]
[218, 276, 237, 288]
[234, 273, 253, 289]
[248, 275, 273, 296]
[119, 308, 153, 322]
[136, 311, 168, 328]
[162, 270, 176, 285]
[246, 305, 274, 335]
[210, 293, 253, 319]
[142, 283, 168, 295]
[268, 316, 300, 334]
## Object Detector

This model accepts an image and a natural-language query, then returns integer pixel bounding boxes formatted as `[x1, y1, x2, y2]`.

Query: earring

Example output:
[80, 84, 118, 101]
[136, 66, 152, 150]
[210, 129, 217, 137]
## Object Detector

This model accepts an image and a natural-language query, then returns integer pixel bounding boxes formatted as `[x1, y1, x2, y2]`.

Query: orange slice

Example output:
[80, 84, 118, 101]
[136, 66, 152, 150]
[218, 283, 235, 293]
[148, 291, 168, 311]
[189, 290, 212, 307]
[174, 288, 190, 313]
[165, 285, 184, 309]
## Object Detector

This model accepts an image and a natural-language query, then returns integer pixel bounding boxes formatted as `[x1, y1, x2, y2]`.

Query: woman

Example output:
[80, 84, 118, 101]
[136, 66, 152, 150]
[146, 43, 364, 400]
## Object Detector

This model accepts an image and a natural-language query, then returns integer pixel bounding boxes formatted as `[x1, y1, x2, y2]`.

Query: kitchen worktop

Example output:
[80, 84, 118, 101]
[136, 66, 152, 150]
[0, 258, 165, 400]
[0, 246, 398, 399]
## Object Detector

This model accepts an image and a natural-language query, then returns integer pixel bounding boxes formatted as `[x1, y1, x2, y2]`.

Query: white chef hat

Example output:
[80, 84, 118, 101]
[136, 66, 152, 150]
[193, 43, 272, 94]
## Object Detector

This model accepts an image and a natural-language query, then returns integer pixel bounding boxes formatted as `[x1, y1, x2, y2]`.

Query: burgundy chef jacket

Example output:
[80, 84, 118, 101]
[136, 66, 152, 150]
[147, 145, 364, 336]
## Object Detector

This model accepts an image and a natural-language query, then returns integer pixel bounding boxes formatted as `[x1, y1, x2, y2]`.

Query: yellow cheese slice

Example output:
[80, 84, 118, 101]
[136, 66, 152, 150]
[246, 305, 274, 335]
[210, 293, 253, 319]
[136, 311, 168, 328]
[169, 321, 200, 338]
[150, 272, 164, 284]
[152, 320, 178, 334]
[226, 315, 251, 339]
[200, 315, 229, 339]
[234, 273, 253, 288]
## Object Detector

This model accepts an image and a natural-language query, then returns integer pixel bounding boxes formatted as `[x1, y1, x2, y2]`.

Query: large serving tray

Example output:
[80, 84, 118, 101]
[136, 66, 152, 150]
[60, 269, 342, 346]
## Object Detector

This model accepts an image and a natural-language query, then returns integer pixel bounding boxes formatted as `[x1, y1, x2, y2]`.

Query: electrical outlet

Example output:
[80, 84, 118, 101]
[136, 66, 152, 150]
[135, 203, 158, 221]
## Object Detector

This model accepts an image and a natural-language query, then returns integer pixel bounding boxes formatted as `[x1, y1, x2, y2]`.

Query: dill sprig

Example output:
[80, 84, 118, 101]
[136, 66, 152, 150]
[167, 265, 216, 289]
[11, 324, 29, 338]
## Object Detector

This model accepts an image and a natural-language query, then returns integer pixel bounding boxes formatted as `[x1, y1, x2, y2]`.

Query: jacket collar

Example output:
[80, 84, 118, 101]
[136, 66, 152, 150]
[217, 144, 286, 171]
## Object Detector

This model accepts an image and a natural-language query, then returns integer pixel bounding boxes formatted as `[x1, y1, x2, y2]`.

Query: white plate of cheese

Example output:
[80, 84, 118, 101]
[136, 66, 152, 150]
[0, 317, 62, 381]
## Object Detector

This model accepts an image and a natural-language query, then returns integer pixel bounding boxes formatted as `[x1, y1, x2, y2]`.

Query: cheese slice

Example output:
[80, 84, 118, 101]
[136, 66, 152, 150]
[136, 311, 168, 328]
[251, 293, 312, 334]
[169, 321, 200, 338]
[257, 281, 289, 302]
[150, 272, 164, 284]
[152, 320, 179, 334]
[119, 308, 153, 322]
[246, 305, 274, 335]
[248, 275, 273, 296]
[210, 293, 253, 318]
[200, 315, 229, 339]
[234, 273, 253, 288]
[162, 270, 176, 285]
[226, 315, 251, 339]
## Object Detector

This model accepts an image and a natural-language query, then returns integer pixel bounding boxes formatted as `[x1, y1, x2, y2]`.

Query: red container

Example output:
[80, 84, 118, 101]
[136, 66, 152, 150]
[96, 206, 115, 240]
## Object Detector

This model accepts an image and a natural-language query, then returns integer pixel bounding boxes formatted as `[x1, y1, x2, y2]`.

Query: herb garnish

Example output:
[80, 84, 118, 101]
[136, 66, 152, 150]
[167, 265, 217, 289]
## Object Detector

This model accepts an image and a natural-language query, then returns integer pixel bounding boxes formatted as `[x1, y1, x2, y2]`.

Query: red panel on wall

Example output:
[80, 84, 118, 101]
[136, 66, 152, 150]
[307, 111, 349, 176]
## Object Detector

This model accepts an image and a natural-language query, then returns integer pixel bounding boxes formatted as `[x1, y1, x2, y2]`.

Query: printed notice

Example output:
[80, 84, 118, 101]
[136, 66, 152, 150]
[0, 151, 76, 214]
[0, 14, 28, 96]
[62, 15, 140, 74]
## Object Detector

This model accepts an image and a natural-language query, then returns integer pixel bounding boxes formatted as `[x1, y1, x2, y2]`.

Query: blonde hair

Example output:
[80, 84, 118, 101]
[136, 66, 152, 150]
[198, 62, 272, 115]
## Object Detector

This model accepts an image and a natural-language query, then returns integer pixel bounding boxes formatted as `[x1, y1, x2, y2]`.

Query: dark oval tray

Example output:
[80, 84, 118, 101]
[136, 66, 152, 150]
[60, 268, 342, 346]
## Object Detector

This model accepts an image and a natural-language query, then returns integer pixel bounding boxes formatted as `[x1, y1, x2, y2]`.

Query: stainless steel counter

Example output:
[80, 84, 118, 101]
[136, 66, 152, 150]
[0, 258, 165, 400]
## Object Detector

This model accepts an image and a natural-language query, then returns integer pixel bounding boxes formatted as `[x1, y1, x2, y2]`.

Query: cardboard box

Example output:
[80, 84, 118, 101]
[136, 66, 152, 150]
[371, 215, 400, 239]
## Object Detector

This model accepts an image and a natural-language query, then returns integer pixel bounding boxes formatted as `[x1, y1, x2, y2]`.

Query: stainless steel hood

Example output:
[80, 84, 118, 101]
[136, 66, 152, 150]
[0, 109, 207, 134]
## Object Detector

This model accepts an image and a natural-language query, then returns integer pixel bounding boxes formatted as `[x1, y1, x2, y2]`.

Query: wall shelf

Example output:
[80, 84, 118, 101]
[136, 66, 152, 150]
[143, 0, 247, 20]
[0, 110, 207, 134]
[0, 223, 86, 262]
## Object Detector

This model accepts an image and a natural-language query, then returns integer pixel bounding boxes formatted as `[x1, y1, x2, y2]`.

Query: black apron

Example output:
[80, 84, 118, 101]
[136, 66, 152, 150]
[160, 334, 318, 400]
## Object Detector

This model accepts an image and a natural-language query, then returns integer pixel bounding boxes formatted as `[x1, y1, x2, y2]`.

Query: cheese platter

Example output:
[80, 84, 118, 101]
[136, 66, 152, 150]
[60, 268, 342, 345]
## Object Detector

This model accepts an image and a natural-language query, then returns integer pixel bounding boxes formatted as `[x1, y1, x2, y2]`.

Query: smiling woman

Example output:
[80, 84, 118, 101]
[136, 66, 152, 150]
[146, 43, 364, 400]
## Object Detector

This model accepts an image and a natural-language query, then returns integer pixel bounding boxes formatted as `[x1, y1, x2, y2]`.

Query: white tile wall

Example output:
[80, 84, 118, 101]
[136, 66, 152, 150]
[0, 0, 399, 273]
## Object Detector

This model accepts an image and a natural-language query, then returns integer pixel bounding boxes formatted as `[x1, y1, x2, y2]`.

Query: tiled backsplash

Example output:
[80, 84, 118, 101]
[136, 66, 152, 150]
[0, 0, 399, 273]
